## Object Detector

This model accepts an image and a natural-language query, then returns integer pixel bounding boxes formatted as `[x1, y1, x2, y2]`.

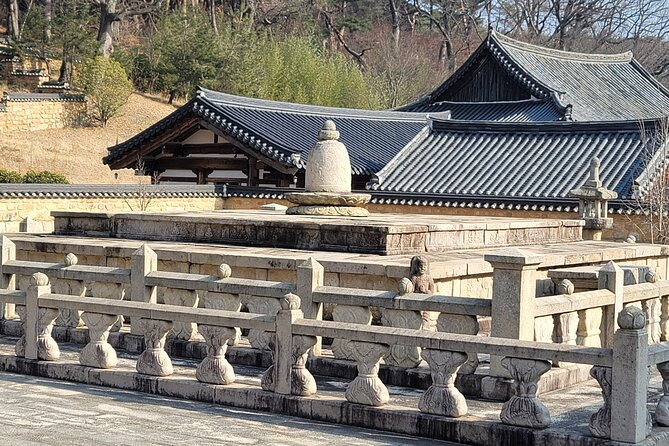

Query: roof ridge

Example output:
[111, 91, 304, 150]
[429, 117, 655, 133]
[197, 87, 428, 122]
[491, 31, 633, 63]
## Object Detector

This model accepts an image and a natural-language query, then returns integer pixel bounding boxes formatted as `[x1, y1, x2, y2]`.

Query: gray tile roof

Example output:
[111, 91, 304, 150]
[105, 88, 431, 176]
[369, 119, 666, 201]
[400, 99, 565, 121]
[418, 31, 669, 121]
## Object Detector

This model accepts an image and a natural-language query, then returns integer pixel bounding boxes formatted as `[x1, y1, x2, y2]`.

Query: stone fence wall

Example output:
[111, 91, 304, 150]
[0, 185, 225, 233]
[0, 242, 666, 443]
[0, 93, 86, 133]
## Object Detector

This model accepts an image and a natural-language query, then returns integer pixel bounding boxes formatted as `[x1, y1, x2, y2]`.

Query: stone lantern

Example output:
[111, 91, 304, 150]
[285, 120, 371, 217]
[569, 157, 617, 240]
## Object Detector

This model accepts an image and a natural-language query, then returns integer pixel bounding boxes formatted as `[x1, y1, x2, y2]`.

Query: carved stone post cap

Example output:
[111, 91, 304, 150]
[319, 120, 340, 141]
[645, 270, 658, 283]
[64, 253, 78, 266]
[557, 279, 574, 295]
[281, 293, 301, 310]
[217, 264, 232, 279]
[398, 277, 414, 295]
[617, 306, 646, 330]
[30, 272, 49, 286]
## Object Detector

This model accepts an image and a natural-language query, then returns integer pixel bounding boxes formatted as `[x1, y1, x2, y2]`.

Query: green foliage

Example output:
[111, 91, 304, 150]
[77, 57, 133, 126]
[22, 171, 69, 184]
[0, 170, 24, 183]
[222, 31, 379, 108]
[0, 170, 68, 184]
[150, 12, 224, 101]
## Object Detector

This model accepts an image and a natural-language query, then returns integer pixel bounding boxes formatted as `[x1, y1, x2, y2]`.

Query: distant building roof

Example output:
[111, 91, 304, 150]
[105, 88, 431, 176]
[403, 31, 669, 121]
[369, 119, 667, 201]
[404, 99, 566, 121]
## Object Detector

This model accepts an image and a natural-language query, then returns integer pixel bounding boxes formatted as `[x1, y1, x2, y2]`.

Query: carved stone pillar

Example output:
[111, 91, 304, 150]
[345, 341, 389, 406]
[589, 365, 612, 437]
[642, 298, 661, 344]
[438, 313, 479, 374]
[418, 349, 468, 417]
[196, 325, 236, 385]
[331, 305, 372, 360]
[54, 253, 84, 328]
[15, 305, 61, 361]
[89, 281, 125, 332]
[381, 309, 422, 368]
[245, 295, 281, 350]
[53, 279, 85, 328]
[202, 291, 242, 345]
[79, 313, 119, 368]
[656, 361, 669, 426]
[136, 318, 173, 376]
[500, 357, 552, 428]
[261, 334, 317, 396]
[576, 308, 603, 347]
[162, 288, 199, 341]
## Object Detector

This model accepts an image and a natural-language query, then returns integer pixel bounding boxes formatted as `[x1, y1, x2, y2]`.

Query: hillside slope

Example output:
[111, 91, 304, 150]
[0, 94, 177, 184]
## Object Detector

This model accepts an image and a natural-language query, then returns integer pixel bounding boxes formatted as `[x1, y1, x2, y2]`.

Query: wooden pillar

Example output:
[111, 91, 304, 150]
[193, 169, 213, 185]
[247, 157, 259, 186]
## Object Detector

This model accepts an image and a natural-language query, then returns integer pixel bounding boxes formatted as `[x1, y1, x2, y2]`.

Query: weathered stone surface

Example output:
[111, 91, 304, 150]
[381, 309, 422, 368]
[656, 361, 669, 426]
[245, 296, 281, 351]
[331, 305, 372, 360]
[418, 349, 468, 417]
[196, 325, 236, 385]
[162, 288, 199, 341]
[345, 341, 389, 406]
[500, 357, 551, 428]
[286, 205, 369, 217]
[203, 291, 241, 345]
[79, 312, 118, 369]
[136, 319, 173, 377]
[437, 313, 479, 374]
[589, 365, 612, 437]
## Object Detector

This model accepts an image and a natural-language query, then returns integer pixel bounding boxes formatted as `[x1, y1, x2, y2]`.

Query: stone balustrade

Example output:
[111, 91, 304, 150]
[1, 272, 662, 443]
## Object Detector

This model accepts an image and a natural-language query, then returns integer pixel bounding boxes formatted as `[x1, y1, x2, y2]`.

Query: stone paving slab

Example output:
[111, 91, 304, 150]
[0, 371, 453, 446]
[1, 336, 669, 445]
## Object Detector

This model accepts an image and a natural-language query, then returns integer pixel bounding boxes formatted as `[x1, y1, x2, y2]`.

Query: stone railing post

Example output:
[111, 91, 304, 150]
[261, 293, 317, 396]
[131, 244, 157, 335]
[610, 306, 650, 443]
[296, 257, 324, 355]
[599, 261, 624, 348]
[485, 249, 543, 376]
[22, 272, 59, 361]
[0, 236, 17, 320]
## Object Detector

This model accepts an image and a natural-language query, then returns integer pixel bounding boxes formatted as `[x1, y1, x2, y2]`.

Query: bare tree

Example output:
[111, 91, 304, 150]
[94, 0, 164, 57]
[8, 0, 20, 40]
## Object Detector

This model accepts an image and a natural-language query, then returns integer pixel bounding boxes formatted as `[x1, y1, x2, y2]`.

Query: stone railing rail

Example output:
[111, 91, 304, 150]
[0, 274, 660, 444]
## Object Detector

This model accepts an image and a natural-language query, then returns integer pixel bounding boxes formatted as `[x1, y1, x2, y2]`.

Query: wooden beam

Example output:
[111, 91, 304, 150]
[146, 157, 248, 171]
[162, 143, 239, 155]
[197, 120, 299, 175]
[109, 116, 200, 169]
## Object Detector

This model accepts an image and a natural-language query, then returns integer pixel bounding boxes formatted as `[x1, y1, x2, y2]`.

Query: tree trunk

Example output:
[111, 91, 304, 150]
[97, 0, 118, 57]
[388, 0, 400, 48]
[44, 0, 52, 42]
[8, 0, 20, 40]
[58, 57, 73, 84]
[209, 0, 218, 35]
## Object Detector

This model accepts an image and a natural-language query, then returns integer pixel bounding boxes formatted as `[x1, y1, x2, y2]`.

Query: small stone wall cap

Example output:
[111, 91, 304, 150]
[30, 272, 49, 287]
[617, 306, 646, 330]
[484, 248, 543, 266]
[319, 120, 340, 141]
[398, 277, 414, 295]
[217, 264, 232, 279]
[281, 293, 301, 310]
[64, 253, 78, 266]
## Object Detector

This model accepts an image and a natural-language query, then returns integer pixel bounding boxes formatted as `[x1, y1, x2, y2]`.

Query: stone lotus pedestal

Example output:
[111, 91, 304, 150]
[285, 120, 370, 217]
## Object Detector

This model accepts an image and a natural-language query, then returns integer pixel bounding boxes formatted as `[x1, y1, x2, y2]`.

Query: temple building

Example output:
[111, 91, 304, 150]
[104, 31, 669, 219]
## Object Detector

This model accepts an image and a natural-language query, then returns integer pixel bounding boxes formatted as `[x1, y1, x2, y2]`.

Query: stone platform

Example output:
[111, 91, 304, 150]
[53, 210, 584, 255]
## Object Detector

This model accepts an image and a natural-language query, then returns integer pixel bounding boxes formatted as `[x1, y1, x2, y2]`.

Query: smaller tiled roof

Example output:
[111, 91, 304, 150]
[399, 99, 565, 121]
[106, 88, 432, 176]
[3, 92, 84, 102]
[369, 118, 667, 201]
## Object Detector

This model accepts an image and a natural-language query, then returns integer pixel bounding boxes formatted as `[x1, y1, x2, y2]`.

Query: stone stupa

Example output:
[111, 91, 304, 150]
[285, 120, 370, 217]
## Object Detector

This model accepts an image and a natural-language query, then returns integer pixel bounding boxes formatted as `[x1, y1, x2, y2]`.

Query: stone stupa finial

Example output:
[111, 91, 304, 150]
[285, 120, 370, 217]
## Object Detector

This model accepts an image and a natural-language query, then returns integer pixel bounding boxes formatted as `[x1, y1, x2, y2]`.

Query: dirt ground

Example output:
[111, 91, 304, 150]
[0, 94, 178, 184]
